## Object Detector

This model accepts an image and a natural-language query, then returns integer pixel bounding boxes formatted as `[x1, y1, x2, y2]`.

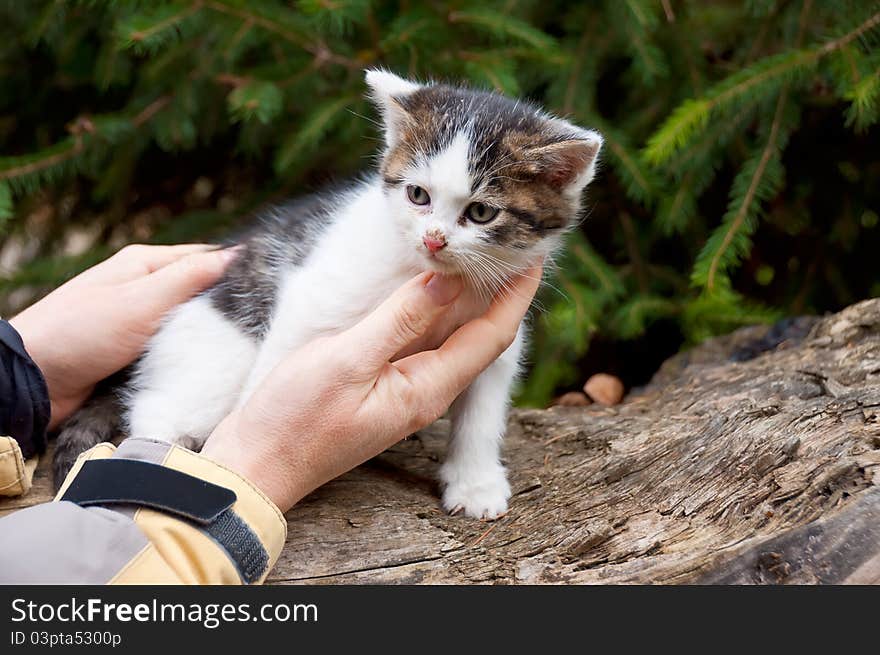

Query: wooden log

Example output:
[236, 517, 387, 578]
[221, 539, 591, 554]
[3, 299, 879, 584]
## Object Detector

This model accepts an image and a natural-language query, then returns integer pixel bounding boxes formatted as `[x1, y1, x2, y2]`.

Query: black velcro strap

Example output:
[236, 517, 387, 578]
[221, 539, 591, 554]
[61, 458, 236, 524]
[61, 457, 269, 583]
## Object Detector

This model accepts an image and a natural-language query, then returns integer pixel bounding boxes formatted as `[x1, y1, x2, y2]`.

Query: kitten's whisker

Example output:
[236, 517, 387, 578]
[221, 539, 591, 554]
[479, 161, 518, 184]
[464, 252, 538, 310]
[467, 252, 509, 290]
[473, 250, 566, 304]
[468, 251, 555, 312]
[457, 257, 494, 306]
[480, 157, 523, 180]
[347, 108, 383, 129]
[473, 140, 495, 165]
[461, 254, 503, 305]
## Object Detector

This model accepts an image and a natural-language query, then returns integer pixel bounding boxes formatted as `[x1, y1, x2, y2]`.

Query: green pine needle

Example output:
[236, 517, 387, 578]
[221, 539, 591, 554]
[448, 8, 559, 53]
[228, 81, 284, 125]
[0, 181, 12, 233]
[613, 294, 679, 339]
[274, 95, 354, 174]
[691, 92, 794, 293]
[116, 3, 202, 55]
[845, 68, 880, 131]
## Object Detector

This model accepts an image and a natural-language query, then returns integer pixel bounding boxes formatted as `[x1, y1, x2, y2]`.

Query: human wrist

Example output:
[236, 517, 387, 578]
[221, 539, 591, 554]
[7, 318, 77, 430]
[202, 414, 304, 513]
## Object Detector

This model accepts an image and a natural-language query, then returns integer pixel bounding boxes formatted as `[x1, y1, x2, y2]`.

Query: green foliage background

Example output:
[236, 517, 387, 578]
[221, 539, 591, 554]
[1, 0, 879, 405]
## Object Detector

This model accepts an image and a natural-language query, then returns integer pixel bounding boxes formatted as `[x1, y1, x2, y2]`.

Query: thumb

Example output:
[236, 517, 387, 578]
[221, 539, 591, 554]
[346, 272, 463, 367]
[131, 247, 238, 316]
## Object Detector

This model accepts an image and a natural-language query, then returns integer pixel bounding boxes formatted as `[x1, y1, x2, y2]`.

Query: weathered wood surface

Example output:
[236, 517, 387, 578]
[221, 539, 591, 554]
[4, 299, 879, 584]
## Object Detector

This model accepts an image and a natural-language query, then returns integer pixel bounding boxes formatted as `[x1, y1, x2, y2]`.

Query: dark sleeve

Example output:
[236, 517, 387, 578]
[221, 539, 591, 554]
[0, 320, 50, 458]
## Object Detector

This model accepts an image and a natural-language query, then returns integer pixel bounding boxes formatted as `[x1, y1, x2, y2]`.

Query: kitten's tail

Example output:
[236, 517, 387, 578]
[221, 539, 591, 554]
[52, 380, 125, 491]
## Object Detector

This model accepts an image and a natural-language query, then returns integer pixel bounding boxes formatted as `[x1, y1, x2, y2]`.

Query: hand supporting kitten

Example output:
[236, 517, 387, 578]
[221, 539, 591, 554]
[202, 266, 541, 513]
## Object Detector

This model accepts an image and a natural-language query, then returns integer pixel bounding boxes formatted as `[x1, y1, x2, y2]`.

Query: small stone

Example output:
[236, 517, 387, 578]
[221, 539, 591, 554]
[583, 373, 625, 406]
[552, 391, 591, 407]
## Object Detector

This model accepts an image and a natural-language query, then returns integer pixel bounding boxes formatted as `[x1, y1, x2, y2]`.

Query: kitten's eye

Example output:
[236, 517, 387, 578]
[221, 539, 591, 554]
[406, 185, 430, 206]
[465, 202, 500, 224]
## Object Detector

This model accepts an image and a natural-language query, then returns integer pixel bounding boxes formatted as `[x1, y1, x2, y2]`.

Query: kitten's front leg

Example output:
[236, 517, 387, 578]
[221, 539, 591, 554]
[440, 327, 523, 519]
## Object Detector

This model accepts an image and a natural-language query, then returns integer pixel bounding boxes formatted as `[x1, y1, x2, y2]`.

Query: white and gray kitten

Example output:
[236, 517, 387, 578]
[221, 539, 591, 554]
[53, 70, 603, 518]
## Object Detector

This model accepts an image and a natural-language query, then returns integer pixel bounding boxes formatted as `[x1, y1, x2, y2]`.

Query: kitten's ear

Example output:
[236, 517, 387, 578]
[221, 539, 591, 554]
[364, 69, 422, 149]
[527, 127, 603, 196]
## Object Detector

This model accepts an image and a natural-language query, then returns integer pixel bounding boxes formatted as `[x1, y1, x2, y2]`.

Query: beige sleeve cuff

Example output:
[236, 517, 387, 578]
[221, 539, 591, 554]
[55, 439, 287, 584]
[0, 436, 38, 497]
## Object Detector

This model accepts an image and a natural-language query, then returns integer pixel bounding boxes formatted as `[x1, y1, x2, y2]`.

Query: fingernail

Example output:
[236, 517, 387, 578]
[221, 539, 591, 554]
[219, 245, 244, 263]
[425, 273, 463, 305]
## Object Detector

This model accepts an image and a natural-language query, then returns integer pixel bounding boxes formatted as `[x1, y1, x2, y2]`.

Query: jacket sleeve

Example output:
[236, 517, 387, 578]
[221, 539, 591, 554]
[0, 437, 287, 584]
[0, 319, 49, 497]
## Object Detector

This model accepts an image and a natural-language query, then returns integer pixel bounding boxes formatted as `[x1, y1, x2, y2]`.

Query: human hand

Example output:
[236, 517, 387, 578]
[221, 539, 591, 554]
[10, 244, 236, 428]
[202, 265, 542, 513]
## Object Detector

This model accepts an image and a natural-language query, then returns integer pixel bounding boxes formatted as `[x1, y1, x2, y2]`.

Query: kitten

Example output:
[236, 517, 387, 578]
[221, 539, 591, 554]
[53, 70, 603, 519]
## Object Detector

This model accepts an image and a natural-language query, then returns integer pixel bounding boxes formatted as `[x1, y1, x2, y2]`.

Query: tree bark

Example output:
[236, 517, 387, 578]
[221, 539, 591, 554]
[4, 299, 879, 584]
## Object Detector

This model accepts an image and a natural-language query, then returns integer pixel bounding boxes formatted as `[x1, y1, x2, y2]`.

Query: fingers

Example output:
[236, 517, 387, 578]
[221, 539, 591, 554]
[344, 271, 463, 368]
[392, 264, 542, 408]
[126, 247, 239, 318]
[79, 244, 220, 286]
[131, 244, 222, 275]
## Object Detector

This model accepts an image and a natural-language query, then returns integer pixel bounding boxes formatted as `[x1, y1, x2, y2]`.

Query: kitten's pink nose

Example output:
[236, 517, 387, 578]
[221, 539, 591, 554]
[423, 234, 447, 253]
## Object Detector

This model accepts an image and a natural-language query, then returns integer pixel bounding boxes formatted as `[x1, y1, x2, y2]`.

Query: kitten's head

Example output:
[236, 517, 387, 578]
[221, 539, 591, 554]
[365, 69, 602, 287]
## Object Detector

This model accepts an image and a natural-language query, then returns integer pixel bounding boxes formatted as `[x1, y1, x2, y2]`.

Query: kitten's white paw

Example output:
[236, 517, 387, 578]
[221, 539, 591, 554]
[440, 465, 511, 520]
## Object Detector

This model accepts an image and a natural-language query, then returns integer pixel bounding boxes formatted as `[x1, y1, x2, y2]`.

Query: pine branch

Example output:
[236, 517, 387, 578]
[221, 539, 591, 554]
[682, 289, 781, 344]
[129, 4, 202, 42]
[274, 94, 355, 174]
[660, 2, 813, 243]
[0, 181, 12, 231]
[203, 0, 363, 70]
[555, 271, 588, 327]
[613, 294, 679, 339]
[117, 2, 205, 55]
[299, 0, 371, 35]
[844, 65, 880, 131]
[569, 240, 626, 299]
[657, 171, 698, 236]
[709, 92, 788, 291]
[0, 138, 84, 183]
[669, 108, 757, 180]
[132, 96, 172, 127]
[561, 25, 596, 115]
[590, 118, 657, 206]
[696, 89, 792, 293]
[655, 102, 751, 235]
[644, 9, 880, 165]
[448, 8, 559, 53]
[618, 0, 667, 86]
[203, 1, 310, 48]
[0, 98, 170, 197]
[227, 81, 283, 125]
[619, 211, 648, 291]
[818, 8, 880, 55]
[643, 51, 808, 165]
